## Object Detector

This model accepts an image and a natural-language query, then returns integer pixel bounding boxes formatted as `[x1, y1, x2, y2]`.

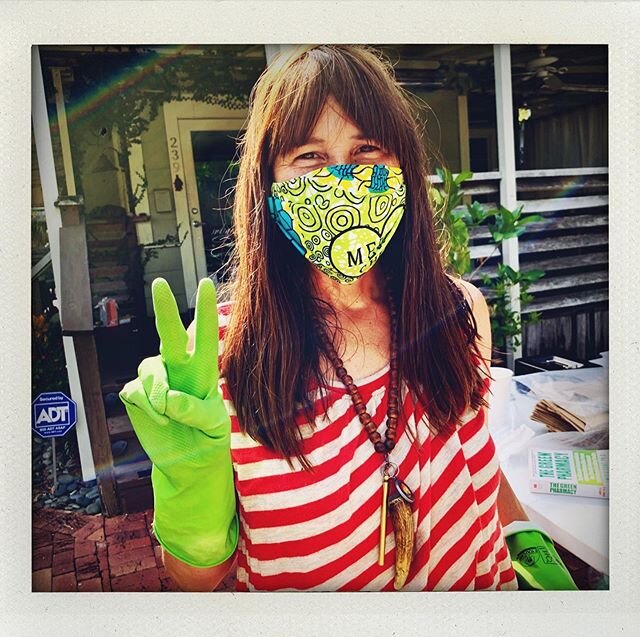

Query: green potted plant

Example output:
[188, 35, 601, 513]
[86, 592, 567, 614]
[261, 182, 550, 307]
[431, 167, 545, 364]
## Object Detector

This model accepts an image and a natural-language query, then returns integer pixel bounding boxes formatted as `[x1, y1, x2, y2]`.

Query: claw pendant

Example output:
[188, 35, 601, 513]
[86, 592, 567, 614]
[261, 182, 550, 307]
[387, 477, 415, 590]
[378, 461, 416, 590]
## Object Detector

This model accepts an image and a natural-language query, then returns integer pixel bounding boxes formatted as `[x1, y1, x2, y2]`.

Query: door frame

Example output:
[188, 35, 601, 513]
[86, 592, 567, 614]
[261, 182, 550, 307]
[163, 100, 247, 306]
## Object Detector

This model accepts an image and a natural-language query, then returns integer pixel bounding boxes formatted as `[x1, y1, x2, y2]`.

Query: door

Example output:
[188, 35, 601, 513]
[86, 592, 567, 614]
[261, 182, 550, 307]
[163, 102, 247, 306]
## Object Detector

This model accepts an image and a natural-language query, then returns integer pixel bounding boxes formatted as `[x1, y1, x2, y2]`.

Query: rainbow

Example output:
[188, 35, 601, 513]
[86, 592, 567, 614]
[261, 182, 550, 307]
[48, 44, 194, 127]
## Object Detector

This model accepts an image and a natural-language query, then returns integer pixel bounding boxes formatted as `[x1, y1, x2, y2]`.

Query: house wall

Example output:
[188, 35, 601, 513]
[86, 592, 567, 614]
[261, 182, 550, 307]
[138, 111, 188, 315]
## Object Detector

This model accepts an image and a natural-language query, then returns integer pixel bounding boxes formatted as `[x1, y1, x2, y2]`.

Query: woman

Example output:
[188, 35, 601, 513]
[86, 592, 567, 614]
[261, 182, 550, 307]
[121, 45, 577, 592]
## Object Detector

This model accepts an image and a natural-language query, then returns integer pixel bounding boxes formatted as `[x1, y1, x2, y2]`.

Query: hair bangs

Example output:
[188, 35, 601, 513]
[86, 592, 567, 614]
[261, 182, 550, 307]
[265, 46, 410, 166]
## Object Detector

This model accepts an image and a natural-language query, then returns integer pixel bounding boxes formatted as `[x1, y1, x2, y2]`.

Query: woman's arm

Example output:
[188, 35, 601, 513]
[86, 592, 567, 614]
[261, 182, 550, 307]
[450, 276, 529, 525]
[162, 549, 236, 592]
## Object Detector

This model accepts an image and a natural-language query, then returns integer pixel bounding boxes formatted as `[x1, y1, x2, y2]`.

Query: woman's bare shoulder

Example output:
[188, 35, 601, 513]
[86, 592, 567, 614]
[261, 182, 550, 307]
[446, 274, 486, 310]
[446, 274, 492, 366]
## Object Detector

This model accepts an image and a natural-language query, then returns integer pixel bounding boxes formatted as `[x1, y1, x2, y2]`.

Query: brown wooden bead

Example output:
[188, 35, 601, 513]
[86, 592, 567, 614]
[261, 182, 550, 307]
[374, 441, 386, 454]
[317, 283, 402, 459]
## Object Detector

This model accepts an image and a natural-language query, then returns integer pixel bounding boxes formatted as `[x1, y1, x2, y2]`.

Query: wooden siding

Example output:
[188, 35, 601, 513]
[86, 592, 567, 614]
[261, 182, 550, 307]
[463, 168, 608, 361]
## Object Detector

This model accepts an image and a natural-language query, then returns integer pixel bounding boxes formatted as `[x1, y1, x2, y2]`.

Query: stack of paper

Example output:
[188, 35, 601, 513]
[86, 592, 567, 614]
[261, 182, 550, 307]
[516, 367, 608, 433]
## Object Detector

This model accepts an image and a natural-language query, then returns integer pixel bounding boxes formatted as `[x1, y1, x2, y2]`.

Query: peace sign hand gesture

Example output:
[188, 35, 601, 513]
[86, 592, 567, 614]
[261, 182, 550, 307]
[153, 276, 219, 401]
[119, 278, 238, 568]
[122, 277, 230, 459]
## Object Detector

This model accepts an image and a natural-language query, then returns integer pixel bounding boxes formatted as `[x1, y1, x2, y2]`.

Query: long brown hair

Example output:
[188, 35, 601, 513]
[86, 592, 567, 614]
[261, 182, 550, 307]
[220, 45, 487, 469]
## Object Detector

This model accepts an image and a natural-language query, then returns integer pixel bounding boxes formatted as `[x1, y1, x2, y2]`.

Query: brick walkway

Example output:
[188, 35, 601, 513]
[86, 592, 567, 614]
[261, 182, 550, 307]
[32, 508, 237, 592]
[32, 507, 604, 592]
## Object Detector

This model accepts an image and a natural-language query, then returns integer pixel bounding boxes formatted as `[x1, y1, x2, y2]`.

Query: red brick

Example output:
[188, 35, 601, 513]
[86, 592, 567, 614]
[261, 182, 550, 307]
[51, 549, 75, 576]
[109, 543, 154, 564]
[33, 544, 53, 570]
[75, 554, 101, 581]
[77, 577, 102, 592]
[122, 512, 147, 525]
[105, 527, 148, 546]
[160, 576, 181, 592]
[111, 555, 157, 578]
[86, 528, 105, 542]
[32, 527, 53, 548]
[95, 540, 111, 591]
[109, 545, 156, 578]
[32, 568, 52, 592]
[96, 542, 109, 573]
[53, 532, 75, 552]
[144, 509, 154, 528]
[108, 535, 151, 556]
[100, 567, 112, 592]
[74, 539, 96, 559]
[52, 571, 77, 592]
[73, 517, 104, 541]
[111, 567, 161, 592]
[108, 513, 148, 535]
[153, 544, 163, 567]
[104, 515, 125, 535]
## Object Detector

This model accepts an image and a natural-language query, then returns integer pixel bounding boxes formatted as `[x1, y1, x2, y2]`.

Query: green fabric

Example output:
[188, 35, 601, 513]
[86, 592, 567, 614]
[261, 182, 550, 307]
[506, 529, 579, 590]
[119, 277, 238, 568]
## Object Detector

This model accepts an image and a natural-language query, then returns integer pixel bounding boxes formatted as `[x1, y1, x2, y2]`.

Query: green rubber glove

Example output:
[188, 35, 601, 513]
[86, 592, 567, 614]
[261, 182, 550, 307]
[119, 277, 238, 568]
[503, 521, 579, 590]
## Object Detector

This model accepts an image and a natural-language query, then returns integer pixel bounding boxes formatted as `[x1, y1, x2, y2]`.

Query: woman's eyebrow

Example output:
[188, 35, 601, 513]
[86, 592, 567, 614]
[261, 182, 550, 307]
[298, 133, 372, 146]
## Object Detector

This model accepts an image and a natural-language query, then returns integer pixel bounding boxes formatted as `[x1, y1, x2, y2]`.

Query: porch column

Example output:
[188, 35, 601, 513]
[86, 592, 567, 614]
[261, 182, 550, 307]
[493, 44, 522, 365]
[32, 47, 120, 515]
[264, 44, 295, 65]
[31, 47, 96, 483]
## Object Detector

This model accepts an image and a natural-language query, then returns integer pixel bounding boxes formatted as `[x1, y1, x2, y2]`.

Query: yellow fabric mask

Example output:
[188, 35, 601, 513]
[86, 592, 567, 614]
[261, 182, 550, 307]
[268, 164, 406, 284]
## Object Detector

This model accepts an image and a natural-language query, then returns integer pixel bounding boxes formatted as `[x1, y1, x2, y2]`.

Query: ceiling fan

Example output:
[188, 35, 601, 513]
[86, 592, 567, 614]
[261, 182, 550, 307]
[513, 46, 569, 89]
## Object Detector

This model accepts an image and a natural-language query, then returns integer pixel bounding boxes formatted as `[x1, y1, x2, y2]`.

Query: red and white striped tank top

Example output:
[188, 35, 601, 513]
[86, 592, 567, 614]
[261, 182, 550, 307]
[216, 303, 518, 592]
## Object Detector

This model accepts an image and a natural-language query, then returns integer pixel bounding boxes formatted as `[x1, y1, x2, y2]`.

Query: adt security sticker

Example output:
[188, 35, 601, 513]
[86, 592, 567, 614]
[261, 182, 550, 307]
[32, 392, 77, 438]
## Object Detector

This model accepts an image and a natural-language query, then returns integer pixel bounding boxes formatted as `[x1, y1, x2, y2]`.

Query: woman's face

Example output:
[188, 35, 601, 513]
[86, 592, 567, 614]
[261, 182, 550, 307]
[272, 96, 400, 183]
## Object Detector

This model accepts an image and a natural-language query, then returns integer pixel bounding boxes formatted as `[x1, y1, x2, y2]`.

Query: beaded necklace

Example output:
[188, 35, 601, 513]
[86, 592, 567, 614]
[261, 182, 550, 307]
[314, 279, 416, 590]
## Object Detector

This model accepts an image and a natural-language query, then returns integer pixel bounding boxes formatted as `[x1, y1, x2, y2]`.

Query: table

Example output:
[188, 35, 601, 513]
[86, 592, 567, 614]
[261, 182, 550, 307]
[492, 364, 609, 575]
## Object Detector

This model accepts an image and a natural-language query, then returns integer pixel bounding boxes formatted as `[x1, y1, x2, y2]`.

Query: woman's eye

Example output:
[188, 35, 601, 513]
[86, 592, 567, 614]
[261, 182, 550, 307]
[296, 151, 320, 160]
[358, 144, 381, 153]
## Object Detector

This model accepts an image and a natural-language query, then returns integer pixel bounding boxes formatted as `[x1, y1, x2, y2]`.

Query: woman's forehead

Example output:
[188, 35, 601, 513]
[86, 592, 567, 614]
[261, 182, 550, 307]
[302, 106, 364, 143]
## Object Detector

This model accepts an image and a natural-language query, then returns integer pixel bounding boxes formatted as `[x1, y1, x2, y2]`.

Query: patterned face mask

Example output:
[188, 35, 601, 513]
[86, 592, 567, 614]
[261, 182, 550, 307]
[268, 164, 406, 284]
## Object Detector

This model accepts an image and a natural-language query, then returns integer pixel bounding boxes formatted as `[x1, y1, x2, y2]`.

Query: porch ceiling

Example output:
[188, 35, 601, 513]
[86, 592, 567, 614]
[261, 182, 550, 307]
[378, 44, 607, 119]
